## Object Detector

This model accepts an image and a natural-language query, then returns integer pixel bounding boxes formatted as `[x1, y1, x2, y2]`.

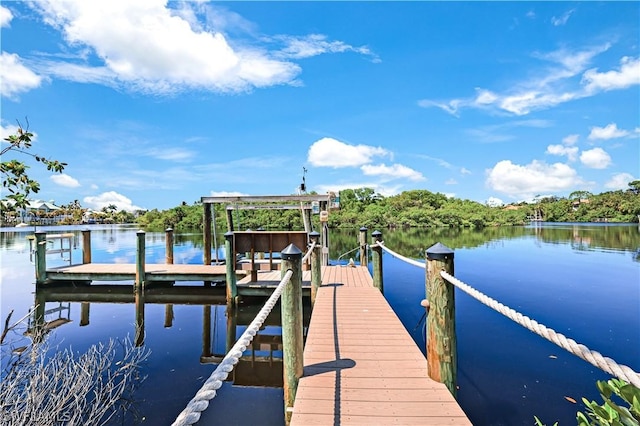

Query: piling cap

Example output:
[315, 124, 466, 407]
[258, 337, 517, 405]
[309, 231, 320, 239]
[224, 231, 234, 239]
[281, 243, 302, 259]
[360, 226, 368, 232]
[372, 230, 382, 239]
[426, 242, 454, 260]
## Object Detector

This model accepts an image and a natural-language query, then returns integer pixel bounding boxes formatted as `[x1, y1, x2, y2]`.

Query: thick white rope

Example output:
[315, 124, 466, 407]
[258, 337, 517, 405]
[375, 242, 640, 388]
[172, 269, 294, 426]
[302, 243, 314, 264]
[375, 241, 425, 269]
[441, 271, 640, 389]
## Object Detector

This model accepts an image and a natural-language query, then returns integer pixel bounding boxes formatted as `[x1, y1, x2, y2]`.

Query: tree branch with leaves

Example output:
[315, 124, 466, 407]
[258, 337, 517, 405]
[1, 120, 67, 212]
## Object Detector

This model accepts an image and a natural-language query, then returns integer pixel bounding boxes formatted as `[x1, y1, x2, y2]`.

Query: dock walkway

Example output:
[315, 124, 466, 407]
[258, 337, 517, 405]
[291, 265, 470, 425]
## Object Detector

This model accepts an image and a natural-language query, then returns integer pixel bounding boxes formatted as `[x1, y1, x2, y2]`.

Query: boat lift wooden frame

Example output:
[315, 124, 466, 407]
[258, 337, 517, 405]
[201, 194, 335, 266]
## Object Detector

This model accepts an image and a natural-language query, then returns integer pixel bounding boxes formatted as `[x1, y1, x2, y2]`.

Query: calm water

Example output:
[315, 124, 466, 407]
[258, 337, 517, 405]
[0, 223, 638, 425]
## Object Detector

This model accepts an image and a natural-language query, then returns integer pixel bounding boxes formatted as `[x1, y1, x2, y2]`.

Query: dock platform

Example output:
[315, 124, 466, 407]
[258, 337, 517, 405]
[45, 263, 227, 283]
[291, 265, 471, 425]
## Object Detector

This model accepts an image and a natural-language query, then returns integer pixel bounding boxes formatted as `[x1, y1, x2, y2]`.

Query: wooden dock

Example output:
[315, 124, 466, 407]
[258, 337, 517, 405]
[291, 265, 471, 425]
[44, 263, 227, 283]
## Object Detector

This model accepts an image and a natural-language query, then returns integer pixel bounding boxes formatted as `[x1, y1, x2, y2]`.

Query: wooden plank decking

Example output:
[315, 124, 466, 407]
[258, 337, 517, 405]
[291, 265, 470, 425]
[45, 263, 227, 282]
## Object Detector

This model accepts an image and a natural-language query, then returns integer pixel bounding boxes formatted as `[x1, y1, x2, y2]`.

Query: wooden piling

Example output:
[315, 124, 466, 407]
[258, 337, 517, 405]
[203, 204, 212, 265]
[359, 226, 368, 265]
[135, 230, 145, 346]
[224, 232, 237, 304]
[425, 242, 457, 397]
[35, 231, 47, 285]
[309, 231, 321, 306]
[81, 229, 91, 264]
[281, 244, 303, 424]
[371, 230, 383, 292]
[165, 228, 174, 264]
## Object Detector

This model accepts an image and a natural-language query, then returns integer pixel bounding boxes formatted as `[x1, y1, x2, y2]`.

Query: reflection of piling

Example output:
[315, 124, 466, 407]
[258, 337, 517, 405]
[82, 229, 92, 264]
[371, 230, 383, 293]
[202, 305, 212, 359]
[224, 232, 237, 304]
[80, 302, 90, 326]
[32, 291, 47, 343]
[425, 243, 457, 397]
[164, 304, 174, 328]
[35, 231, 47, 285]
[281, 244, 303, 424]
[309, 232, 321, 306]
[359, 227, 368, 265]
[135, 230, 145, 346]
[225, 304, 237, 354]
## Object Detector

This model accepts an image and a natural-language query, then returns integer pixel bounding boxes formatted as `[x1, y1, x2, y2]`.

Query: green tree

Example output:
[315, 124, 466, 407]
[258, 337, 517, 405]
[1, 122, 66, 211]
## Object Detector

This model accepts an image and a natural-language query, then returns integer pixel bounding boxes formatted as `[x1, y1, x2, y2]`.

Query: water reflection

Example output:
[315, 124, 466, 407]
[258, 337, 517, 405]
[328, 223, 640, 262]
[31, 283, 311, 389]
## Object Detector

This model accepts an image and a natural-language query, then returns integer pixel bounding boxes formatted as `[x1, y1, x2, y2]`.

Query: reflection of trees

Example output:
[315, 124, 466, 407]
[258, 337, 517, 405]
[328, 226, 640, 261]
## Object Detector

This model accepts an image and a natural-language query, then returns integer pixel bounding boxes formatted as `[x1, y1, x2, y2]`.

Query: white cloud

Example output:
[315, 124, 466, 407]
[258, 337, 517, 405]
[485, 197, 504, 207]
[314, 182, 402, 197]
[145, 147, 195, 162]
[419, 45, 640, 116]
[580, 147, 611, 169]
[546, 144, 579, 161]
[274, 34, 380, 62]
[562, 134, 579, 145]
[588, 123, 629, 140]
[307, 137, 389, 168]
[486, 159, 585, 199]
[583, 56, 640, 93]
[551, 9, 575, 26]
[29, 1, 300, 94]
[50, 174, 81, 188]
[1, 123, 21, 141]
[209, 190, 248, 197]
[605, 172, 635, 190]
[0, 52, 43, 98]
[0, 5, 12, 27]
[460, 167, 472, 175]
[360, 163, 425, 181]
[83, 191, 143, 212]
[445, 178, 458, 185]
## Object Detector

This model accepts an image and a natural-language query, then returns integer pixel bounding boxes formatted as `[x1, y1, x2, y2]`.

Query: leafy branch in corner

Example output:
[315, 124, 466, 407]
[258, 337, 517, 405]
[1, 119, 67, 211]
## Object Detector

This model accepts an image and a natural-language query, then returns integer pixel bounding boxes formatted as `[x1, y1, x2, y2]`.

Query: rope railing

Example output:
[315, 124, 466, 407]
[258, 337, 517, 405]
[302, 243, 314, 264]
[375, 242, 640, 388]
[375, 241, 424, 269]
[171, 269, 294, 426]
[441, 271, 640, 389]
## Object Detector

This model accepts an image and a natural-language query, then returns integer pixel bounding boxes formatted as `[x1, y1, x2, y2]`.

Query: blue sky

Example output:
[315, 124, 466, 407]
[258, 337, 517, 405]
[1, 1, 638, 212]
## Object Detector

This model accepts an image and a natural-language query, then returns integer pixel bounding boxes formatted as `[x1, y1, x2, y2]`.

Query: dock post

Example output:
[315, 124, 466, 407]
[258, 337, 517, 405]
[165, 228, 174, 264]
[224, 232, 237, 304]
[359, 226, 368, 265]
[135, 230, 146, 346]
[371, 230, 384, 293]
[203, 204, 212, 265]
[281, 244, 303, 424]
[425, 242, 457, 397]
[35, 231, 47, 285]
[309, 231, 322, 305]
[81, 229, 91, 264]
